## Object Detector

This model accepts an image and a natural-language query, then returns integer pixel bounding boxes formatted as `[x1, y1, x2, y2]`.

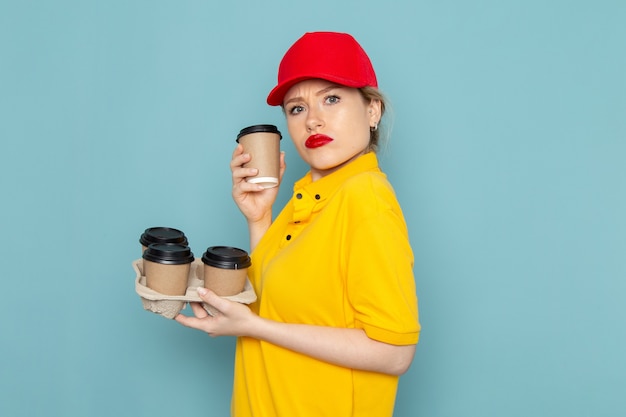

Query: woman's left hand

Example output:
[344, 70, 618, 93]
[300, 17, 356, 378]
[175, 288, 258, 337]
[176, 289, 416, 376]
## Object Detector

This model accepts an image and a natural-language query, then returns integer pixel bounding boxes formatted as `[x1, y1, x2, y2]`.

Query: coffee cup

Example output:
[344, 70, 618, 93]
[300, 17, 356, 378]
[236, 124, 282, 188]
[201, 246, 251, 296]
[140, 227, 188, 253]
[143, 244, 194, 296]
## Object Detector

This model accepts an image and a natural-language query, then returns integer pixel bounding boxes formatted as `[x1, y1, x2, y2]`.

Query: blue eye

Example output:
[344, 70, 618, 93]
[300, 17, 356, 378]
[325, 95, 340, 104]
[289, 105, 304, 115]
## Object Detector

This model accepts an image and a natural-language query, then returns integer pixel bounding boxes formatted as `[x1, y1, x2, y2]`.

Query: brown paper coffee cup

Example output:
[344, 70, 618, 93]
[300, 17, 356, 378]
[236, 124, 282, 189]
[144, 261, 190, 296]
[201, 246, 251, 296]
[143, 244, 194, 296]
[203, 264, 247, 296]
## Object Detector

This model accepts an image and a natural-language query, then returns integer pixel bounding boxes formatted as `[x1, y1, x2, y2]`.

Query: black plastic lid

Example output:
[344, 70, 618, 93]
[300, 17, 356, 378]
[143, 244, 194, 265]
[201, 246, 251, 270]
[236, 124, 282, 142]
[140, 227, 188, 247]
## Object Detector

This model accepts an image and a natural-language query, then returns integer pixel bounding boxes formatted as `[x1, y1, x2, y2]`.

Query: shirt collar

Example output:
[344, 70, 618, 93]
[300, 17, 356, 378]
[290, 153, 381, 223]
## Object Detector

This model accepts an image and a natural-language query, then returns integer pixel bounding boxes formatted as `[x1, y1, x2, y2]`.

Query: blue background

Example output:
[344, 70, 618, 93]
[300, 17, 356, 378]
[1, 1, 624, 416]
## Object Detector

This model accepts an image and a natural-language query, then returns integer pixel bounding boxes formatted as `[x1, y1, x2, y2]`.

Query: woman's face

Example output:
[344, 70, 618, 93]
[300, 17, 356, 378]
[283, 79, 381, 181]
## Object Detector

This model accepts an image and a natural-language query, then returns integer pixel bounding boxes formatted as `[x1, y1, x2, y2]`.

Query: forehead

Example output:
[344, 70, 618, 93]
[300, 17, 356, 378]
[284, 79, 343, 101]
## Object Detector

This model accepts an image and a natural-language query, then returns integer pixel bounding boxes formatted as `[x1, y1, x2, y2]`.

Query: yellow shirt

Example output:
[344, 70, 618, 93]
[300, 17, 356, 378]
[232, 153, 420, 417]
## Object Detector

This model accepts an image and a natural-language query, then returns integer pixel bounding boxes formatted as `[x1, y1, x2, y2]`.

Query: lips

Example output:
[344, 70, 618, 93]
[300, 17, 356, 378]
[305, 134, 333, 149]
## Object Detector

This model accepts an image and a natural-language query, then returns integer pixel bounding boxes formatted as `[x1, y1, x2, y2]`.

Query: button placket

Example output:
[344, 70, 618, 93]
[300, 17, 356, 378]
[292, 189, 315, 224]
[283, 190, 311, 247]
[286, 188, 327, 245]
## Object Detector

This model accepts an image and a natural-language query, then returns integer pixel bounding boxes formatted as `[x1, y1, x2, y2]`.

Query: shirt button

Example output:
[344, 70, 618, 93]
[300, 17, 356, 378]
[286, 235, 292, 240]
[315, 194, 321, 200]
[296, 193, 302, 199]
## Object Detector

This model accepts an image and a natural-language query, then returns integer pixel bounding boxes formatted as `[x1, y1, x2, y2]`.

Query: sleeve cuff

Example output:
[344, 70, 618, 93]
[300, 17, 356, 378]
[358, 321, 420, 346]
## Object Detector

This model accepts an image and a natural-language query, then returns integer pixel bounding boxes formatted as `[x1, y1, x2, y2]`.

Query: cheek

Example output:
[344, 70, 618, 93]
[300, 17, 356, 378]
[337, 104, 368, 127]
[338, 110, 371, 144]
[286, 117, 304, 138]
[286, 126, 308, 158]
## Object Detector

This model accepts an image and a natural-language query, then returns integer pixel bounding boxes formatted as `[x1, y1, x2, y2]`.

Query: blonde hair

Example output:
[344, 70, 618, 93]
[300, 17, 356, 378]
[359, 87, 390, 153]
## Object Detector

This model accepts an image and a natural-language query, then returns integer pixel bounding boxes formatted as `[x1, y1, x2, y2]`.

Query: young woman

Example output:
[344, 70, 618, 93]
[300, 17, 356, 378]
[176, 31, 420, 416]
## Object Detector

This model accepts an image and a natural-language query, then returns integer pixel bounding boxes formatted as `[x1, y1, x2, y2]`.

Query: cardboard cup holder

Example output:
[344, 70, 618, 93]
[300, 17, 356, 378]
[133, 258, 256, 319]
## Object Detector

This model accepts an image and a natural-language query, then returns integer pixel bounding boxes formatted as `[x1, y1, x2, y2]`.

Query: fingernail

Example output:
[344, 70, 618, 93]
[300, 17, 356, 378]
[197, 287, 208, 296]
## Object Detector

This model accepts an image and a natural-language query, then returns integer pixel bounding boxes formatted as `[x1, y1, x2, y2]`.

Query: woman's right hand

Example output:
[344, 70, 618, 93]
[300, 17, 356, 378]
[230, 144, 286, 224]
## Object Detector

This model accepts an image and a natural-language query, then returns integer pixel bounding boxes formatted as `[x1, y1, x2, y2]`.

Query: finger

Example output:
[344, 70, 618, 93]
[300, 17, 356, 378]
[174, 313, 207, 330]
[231, 143, 244, 159]
[278, 151, 287, 180]
[232, 166, 258, 183]
[196, 287, 231, 314]
[189, 301, 210, 318]
[230, 148, 250, 171]
[232, 182, 264, 201]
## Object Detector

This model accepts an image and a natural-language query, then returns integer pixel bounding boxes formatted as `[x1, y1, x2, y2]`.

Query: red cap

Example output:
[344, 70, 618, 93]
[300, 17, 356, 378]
[266, 32, 378, 106]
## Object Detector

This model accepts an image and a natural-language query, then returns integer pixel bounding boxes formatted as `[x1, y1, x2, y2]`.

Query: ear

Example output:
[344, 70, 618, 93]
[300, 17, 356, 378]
[367, 99, 382, 128]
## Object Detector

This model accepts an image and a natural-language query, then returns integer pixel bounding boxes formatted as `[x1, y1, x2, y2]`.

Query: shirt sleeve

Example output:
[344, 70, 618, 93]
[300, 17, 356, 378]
[344, 182, 420, 346]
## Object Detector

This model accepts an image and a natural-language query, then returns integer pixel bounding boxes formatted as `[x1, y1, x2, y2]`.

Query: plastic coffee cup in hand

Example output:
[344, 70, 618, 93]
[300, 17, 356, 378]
[201, 246, 251, 296]
[236, 124, 282, 188]
[143, 244, 194, 296]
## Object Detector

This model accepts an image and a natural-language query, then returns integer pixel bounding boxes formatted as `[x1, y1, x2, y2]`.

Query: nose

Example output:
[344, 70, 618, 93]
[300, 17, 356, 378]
[305, 107, 323, 132]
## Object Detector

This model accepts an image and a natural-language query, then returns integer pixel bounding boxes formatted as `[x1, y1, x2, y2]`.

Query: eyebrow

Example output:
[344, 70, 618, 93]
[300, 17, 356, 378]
[283, 84, 344, 107]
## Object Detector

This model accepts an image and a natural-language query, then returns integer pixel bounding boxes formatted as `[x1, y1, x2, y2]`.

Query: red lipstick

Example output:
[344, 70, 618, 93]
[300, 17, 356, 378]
[305, 134, 333, 149]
